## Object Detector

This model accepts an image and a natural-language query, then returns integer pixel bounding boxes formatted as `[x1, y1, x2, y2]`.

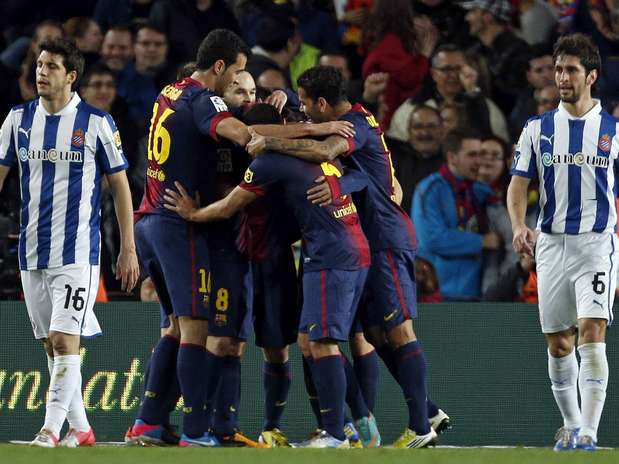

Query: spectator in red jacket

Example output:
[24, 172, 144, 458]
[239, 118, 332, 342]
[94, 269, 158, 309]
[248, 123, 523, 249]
[361, 0, 439, 130]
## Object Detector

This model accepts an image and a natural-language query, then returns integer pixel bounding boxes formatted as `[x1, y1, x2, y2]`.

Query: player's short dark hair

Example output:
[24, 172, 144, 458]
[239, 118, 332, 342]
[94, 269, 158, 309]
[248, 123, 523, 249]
[81, 62, 115, 87]
[442, 128, 482, 155]
[255, 15, 296, 53]
[195, 29, 251, 71]
[297, 66, 347, 107]
[39, 38, 85, 90]
[553, 33, 601, 76]
[242, 103, 283, 125]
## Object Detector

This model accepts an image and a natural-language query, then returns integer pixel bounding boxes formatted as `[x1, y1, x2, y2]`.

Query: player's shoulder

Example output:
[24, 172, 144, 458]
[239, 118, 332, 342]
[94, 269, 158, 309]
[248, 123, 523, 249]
[341, 103, 372, 124]
[7, 99, 39, 117]
[76, 100, 109, 119]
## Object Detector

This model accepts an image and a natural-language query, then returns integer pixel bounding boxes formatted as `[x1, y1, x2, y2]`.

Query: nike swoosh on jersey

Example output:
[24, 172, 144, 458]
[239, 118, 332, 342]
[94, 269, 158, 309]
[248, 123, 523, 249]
[384, 309, 399, 321]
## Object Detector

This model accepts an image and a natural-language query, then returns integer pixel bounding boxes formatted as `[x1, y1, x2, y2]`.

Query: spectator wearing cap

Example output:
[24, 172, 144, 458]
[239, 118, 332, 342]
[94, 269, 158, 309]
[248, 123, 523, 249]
[246, 14, 301, 89]
[509, 44, 554, 141]
[388, 44, 509, 144]
[463, 0, 531, 116]
[149, 0, 240, 67]
[116, 22, 176, 130]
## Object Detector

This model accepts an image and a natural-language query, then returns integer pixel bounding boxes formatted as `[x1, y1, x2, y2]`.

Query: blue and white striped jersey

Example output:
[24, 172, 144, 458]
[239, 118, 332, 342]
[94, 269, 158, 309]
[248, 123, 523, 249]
[511, 100, 619, 235]
[0, 93, 128, 270]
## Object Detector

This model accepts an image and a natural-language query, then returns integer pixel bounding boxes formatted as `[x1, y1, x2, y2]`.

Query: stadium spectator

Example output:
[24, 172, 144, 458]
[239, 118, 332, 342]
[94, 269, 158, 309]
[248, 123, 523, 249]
[361, 0, 438, 130]
[1, 20, 64, 73]
[482, 254, 537, 302]
[509, 45, 555, 141]
[116, 22, 175, 130]
[388, 44, 509, 144]
[100, 25, 134, 73]
[318, 50, 386, 113]
[93, 0, 154, 32]
[515, 0, 559, 45]
[535, 84, 561, 115]
[463, 0, 531, 116]
[477, 136, 517, 294]
[415, 256, 442, 303]
[246, 14, 300, 90]
[388, 105, 444, 214]
[149, 0, 240, 67]
[413, 128, 501, 300]
[439, 101, 465, 133]
[63, 17, 103, 70]
[413, 0, 475, 48]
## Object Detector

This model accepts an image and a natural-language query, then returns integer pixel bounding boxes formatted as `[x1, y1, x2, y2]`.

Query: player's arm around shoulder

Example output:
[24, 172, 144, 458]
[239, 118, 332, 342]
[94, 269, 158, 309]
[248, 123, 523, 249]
[106, 171, 139, 291]
[247, 131, 350, 163]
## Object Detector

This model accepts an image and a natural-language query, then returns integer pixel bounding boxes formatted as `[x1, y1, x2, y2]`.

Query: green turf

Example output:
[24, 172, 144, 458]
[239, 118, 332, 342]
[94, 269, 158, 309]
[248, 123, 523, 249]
[1, 445, 618, 464]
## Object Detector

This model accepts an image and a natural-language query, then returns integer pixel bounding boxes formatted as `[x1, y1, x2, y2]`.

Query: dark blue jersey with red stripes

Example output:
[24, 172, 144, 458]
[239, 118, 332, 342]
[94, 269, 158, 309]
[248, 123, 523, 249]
[135, 77, 232, 221]
[340, 104, 417, 251]
[239, 152, 370, 271]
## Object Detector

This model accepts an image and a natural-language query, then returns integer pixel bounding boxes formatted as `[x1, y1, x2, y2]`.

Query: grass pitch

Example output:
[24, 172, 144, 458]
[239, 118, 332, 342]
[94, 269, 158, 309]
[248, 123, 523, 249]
[1, 445, 618, 464]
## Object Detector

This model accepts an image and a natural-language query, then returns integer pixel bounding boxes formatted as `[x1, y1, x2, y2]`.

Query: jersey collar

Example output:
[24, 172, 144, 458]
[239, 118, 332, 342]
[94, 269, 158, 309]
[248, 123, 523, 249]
[557, 99, 602, 121]
[38, 92, 81, 116]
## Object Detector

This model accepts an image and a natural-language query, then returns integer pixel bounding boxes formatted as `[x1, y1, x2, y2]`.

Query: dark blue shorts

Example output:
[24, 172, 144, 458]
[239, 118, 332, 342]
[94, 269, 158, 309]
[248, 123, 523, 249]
[135, 215, 210, 320]
[358, 248, 417, 331]
[251, 248, 300, 348]
[300, 267, 368, 342]
[206, 247, 251, 340]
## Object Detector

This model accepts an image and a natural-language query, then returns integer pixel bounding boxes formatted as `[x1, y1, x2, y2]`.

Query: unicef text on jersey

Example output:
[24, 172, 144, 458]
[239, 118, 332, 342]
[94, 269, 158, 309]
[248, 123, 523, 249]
[18, 147, 83, 163]
[541, 152, 610, 168]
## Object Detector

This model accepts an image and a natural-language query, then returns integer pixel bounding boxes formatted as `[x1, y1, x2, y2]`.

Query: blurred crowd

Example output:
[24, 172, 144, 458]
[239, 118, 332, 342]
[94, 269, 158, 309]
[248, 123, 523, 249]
[0, 0, 616, 303]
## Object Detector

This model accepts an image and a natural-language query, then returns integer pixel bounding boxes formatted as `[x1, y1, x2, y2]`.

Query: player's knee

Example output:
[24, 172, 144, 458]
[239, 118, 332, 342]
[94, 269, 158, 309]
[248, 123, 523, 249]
[546, 328, 577, 357]
[263, 346, 289, 363]
[578, 318, 607, 344]
[363, 326, 387, 348]
[386, 320, 417, 348]
[206, 336, 238, 356]
[178, 317, 208, 345]
[309, 339, 339, 359]
[49, 332, 80, 356]
[349, 332, 375, 357]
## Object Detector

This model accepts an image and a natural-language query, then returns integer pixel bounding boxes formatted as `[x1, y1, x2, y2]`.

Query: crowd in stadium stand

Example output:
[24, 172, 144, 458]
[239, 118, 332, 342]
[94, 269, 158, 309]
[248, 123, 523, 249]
[0, 0, 616, 303]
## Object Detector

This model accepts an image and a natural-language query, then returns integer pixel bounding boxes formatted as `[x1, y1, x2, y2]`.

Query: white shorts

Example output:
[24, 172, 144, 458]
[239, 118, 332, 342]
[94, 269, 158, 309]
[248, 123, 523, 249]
[536, 232, 617, 334]
[21, 264, 102, 340]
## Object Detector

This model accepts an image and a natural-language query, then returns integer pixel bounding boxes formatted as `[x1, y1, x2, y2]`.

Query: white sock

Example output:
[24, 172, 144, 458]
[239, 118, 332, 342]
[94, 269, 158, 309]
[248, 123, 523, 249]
[578, 343, 608, 442]
[66, 371, 90, 432]
[548, 349, 581, 429]
[47, 354, 90, 432]
[43, 355, 81, 437]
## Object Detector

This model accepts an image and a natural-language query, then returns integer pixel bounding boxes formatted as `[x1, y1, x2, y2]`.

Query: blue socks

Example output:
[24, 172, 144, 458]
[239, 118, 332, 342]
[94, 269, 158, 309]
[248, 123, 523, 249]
[263, 361, 291, 431]
[302, 356, 323, 428]
[213, 355, 241, 437]
[342, 354, 370, 420]
[177, 343, 207, 438]
[204, 350, 225, 432]
[313, 354, 347, 441]
[138, 335, 179, 425]
[353, 351, 379, 413]
[395, 341, 430, 434]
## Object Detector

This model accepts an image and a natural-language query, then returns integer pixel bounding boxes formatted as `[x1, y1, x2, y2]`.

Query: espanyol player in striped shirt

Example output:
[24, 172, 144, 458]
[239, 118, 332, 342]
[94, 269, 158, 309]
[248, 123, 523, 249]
[0, 39, 139, 447]
[508, 34, 618, 452]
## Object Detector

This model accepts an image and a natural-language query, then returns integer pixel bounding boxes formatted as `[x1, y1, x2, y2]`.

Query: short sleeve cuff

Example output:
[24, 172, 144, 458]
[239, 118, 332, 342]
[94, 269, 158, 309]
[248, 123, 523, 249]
[510, 169, 535, 179]
[343, 137, 355, 157]
[209, 111, 233, 142]
[239, 181, 267, 197]
[0, 157, 15, 167]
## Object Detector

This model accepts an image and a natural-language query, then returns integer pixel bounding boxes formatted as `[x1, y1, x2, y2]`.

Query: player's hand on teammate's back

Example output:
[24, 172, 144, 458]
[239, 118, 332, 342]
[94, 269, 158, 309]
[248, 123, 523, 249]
[310, 121, 356, 138]
[164, 181, 199, 221]
[512, 225, 536, 257]
[116, 248, 139, 292]
[482, 231, 502, 251]
[306, 176, 333, 206]
[246, 127, 267, 157]
[265, 90, 288, 113]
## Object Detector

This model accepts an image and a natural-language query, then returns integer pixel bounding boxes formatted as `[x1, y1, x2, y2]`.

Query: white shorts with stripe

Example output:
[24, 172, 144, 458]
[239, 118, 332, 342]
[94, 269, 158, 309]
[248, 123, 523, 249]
[21, 264, 101, 339]
[536, 232, 617, 334]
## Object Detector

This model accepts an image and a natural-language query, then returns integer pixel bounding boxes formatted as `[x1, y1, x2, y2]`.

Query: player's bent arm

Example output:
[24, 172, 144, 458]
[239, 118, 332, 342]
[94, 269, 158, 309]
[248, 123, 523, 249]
[507, 175, 531, 232]
[264, 134, 349, 163]
[0, 165, 10, 193]
[216, 117, 252, 147]
[106, 170, 139, 291]
[165, 184, 258, 222]
[252, 120, 354, 139]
